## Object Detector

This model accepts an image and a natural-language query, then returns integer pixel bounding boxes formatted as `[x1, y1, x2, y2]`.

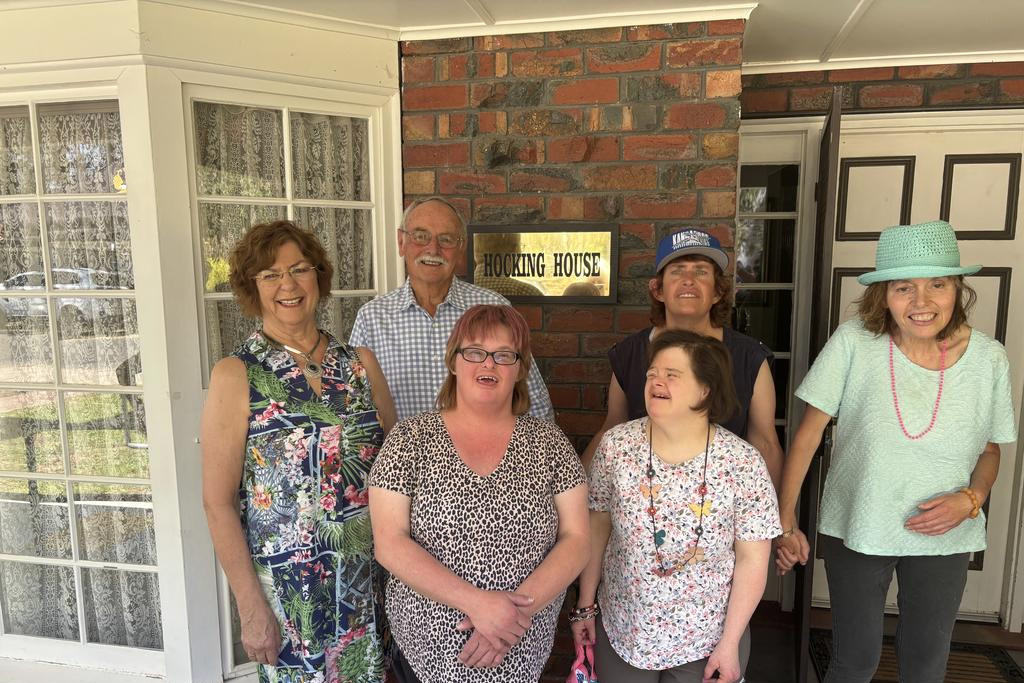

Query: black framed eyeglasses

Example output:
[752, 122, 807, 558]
[456, 347, 521, 365]
[399, 228, 463, 249]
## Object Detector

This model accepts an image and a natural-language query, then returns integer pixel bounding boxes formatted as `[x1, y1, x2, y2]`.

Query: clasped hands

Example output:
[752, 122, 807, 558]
[456, 590, 534, 669]
[774, 490, 976, 575]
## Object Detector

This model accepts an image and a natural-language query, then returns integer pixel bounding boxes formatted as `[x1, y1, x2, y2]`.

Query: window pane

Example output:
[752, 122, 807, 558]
[83, 567, 162, 649]
[0, 300, 53, 382]
[193, 102, 285, 197]
[0, 106, 36, 195]
[199, 203, 286, 293]
[38, 101, 125, 195]
[0, 203, 43, 284]
[739, 164, 798, 212]
[735, 219, 796, 284]
[771, 357, 790, 420]
[0, 560, 79, 640]
[294, 207, 374, 290]
[74, 483, 156, 565]
[291, 112, 370, 201]
[205, 299, 258, 366]
[57, 297, 139, 386]
[46, 202, 134, 289]
[733, 289, 792, 353]
[0, 478, 71, 559]
[0, 390, 63, 474]
[65, 392, 148, 478]
[319, 295, 373, 342]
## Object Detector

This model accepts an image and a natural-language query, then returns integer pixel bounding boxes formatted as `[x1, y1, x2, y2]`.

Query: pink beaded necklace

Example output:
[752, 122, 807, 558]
[888, 337, 946, 440]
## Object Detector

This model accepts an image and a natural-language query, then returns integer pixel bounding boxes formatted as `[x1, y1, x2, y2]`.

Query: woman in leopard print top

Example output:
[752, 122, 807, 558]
[369, 304, 589, 682]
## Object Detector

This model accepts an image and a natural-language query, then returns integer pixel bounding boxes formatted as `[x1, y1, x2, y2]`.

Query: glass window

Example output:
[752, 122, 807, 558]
[192, 100, 378, 369]
[0, 101, 159, 652]
[739, 164, 799, 212]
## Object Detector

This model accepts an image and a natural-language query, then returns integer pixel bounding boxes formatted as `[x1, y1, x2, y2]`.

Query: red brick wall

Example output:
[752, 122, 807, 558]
[741, 62, 1024, 117]
[400, 22, 744, 456]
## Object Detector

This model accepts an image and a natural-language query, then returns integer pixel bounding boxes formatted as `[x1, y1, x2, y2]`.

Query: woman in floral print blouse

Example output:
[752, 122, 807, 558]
[572, 330, 780, 683]
[202, 220, 396, 683]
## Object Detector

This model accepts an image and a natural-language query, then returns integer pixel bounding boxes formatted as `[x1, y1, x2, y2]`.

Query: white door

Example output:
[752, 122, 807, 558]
[816, 111, 1024, 623]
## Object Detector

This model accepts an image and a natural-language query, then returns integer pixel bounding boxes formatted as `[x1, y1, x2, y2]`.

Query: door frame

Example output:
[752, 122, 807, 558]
[740, 109, 1024, 634]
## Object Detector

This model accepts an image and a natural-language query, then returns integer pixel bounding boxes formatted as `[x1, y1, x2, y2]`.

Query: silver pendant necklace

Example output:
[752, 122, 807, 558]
[264, 330, 323, 379]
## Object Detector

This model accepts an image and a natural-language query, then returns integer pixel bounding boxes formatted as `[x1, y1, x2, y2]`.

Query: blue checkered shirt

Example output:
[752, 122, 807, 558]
[349, 277, 555, 421]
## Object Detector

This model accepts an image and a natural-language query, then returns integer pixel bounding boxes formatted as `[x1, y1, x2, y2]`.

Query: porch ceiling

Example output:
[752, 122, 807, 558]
[187, 0, 1024, 72]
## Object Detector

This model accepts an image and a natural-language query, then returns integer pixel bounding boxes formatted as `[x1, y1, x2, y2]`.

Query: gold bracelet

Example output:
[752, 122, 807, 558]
[780, 528, 795, 538]
[960, 487, 980, 519]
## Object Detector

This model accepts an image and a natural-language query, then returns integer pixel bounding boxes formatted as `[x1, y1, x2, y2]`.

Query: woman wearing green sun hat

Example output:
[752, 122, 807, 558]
[774, 220, 1017, 682]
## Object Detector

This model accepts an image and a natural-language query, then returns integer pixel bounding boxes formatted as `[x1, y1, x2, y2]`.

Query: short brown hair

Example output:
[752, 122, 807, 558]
[228, 220, 334, 317]
[855, 276, 976, 341]
[436, 305, 533, 415]
[647, 329, 739, 424]
[649, 255, 733, 328]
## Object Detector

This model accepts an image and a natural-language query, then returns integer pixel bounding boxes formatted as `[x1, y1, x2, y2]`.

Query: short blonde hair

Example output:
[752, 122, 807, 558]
[436, 305, 533, 415]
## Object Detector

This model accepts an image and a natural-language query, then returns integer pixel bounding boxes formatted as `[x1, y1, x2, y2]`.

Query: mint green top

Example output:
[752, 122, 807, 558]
[796, 320, 1017, 556]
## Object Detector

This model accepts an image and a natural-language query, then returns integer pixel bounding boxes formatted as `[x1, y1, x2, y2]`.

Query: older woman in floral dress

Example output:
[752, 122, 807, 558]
[202, 220, 396, 683]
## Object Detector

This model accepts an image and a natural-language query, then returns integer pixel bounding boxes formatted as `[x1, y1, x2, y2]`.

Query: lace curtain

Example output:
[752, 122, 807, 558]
[0, 102, 161, 651]
[195, 102, 374, 366]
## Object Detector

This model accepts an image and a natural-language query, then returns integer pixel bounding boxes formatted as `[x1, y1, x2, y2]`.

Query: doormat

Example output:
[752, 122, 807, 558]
[809, 628, 1024, 682]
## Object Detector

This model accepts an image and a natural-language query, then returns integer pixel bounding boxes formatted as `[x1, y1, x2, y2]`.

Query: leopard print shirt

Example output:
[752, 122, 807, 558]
[369, 411, 585, 682]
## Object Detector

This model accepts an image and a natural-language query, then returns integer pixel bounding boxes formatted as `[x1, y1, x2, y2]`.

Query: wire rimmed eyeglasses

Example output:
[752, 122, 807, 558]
[456, 347, 521, 365]
[253, 264, 320, 285]
[399, 228, 463, 249]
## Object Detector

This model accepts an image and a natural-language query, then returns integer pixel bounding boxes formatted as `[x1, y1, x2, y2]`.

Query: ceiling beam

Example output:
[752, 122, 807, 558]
[818, 0, 874, 63]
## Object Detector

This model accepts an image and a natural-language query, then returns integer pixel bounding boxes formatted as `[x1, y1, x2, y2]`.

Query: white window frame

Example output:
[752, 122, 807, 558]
[180, 80, 400, 679]
[0, 81, 164, 676]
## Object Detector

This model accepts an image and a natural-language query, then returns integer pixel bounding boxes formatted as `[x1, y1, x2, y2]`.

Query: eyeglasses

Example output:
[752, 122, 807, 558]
[399, 228, 463, 249]
[253, 264, 320, 285]
[456, 347, 521, 365]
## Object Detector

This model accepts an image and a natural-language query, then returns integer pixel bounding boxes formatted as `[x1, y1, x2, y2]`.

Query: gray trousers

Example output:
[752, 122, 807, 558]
[595, 616, 750, 683]
[820, 534, 970, 683]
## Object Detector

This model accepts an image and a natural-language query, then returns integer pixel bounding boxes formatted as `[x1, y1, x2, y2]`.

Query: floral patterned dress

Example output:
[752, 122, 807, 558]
[235, 330, 386, 683]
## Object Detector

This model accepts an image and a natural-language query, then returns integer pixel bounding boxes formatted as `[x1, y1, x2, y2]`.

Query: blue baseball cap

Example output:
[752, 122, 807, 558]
[655, 229, 729, 274]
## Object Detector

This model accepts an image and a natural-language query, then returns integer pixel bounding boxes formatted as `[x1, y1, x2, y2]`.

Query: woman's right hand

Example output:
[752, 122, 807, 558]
[239, 597, 281, 666]
[570, 615, 597, 646]
[462, 590, 534, 650]
[775, 527, 810, 575]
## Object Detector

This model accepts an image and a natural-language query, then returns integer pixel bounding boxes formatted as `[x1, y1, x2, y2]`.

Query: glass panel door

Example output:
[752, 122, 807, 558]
[0, 101, 161, 651]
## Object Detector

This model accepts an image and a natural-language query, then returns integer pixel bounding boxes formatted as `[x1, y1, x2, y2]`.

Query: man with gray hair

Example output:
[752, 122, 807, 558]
[350, 197, 554, 421]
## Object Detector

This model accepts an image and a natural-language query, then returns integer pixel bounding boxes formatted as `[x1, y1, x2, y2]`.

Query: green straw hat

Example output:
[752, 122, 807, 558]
[857, 220, 981, 285]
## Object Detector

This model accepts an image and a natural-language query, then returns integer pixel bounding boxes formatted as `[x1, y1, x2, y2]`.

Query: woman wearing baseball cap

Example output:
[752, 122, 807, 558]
[581, 228, 784, 488]
[775, 220, 1017, 682]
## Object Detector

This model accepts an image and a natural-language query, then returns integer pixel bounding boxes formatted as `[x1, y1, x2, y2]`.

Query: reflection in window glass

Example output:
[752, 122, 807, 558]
[57, 297, 140, 386]
[0, 478, 72, 559]
[193, 102, 285, 197]
[0, 390, 63, 474]
[739, 165, 799, 212]
[733, 289, 793, 353]
[735, 219, 796, 284]
[0, 301, 54, 382]
[65, 391, 148, 478]
[74, 482, 156, 565]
